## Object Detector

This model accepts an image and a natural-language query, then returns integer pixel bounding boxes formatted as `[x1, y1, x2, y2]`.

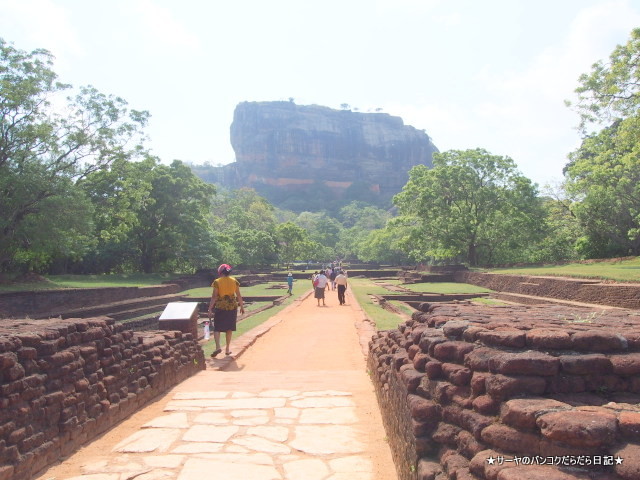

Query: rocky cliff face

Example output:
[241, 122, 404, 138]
[219, 101, 438, 209]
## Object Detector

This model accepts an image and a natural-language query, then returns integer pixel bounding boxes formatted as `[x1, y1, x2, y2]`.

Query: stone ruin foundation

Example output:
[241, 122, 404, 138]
[0, 316, 205, 480]
[368, 302, 640, 480]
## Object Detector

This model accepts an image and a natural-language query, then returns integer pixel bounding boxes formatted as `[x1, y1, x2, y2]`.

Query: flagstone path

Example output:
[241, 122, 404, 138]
[34, 286, 398, 480]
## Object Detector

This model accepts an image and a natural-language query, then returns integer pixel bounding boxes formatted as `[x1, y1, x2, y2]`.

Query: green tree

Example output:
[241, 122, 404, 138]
[563, 28, 640, 258]
[81, 158, 218, 273]
[294, 211, 343, 249]
[393, 149, 542, 266]
[565, 119, 640, 256]
[0, 38, 148, 271]
[569, 27, 640, 133]
[209, 188, 278, 266]
[275, 222, 312, 268]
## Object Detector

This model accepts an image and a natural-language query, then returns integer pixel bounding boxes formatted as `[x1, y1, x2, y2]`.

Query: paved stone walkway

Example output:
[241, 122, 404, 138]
[35, 287, 397, 480]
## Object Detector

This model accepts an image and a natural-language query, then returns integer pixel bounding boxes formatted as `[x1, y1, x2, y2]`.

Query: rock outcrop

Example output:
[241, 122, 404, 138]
[217, 101, 438, 209]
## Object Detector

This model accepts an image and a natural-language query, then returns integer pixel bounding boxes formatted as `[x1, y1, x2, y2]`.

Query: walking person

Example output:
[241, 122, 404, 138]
[314, 270, 329, 306]
[329, 268, 337, 291]
[335, 270, 348, 305]
[208, 264, 245, 357]
[286, 272, 294, 295]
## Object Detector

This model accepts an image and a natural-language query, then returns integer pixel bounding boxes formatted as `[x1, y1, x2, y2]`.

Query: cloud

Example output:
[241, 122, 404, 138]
[0, 0, 83, 63]
[128, 0, 200, 51]
[389, 0, 640, 186]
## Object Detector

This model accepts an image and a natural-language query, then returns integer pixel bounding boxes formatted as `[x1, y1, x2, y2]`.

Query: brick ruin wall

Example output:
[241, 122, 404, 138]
[455, 272, 640, 310]
[368, 302, 640, 480]
[0, 285, 182, 318]
[0, 317, 205, 480]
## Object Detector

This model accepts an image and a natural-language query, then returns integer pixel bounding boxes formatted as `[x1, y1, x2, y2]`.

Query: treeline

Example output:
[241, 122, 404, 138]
[2, 29, 640, 274]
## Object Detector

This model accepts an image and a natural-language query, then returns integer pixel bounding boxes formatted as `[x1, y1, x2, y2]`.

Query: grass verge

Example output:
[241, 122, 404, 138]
[349, 278, 406, 331]
[489, 257, 640, 282]
[0, 273, 181, 292]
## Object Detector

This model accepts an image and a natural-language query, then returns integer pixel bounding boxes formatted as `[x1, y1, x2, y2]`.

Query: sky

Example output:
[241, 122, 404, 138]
[1, 0, 639, 188]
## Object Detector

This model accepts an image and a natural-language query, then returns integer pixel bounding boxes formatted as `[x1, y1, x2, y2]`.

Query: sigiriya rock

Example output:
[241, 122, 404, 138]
[197, 101, 439, 211]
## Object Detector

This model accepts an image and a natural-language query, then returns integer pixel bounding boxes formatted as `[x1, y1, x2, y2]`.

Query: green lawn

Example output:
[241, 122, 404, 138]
[183, 282, 290, 298]
[348, 278, 405, 331]
[490, 257, 640, 282]
[0, 273, 180, 292]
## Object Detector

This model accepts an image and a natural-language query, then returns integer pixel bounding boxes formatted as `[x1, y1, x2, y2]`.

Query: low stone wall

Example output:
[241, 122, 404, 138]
[456, 272, 640, 309]
[0, 285, 182, 318]
[0, 316, 205, 480]
[369, 302, 640, 480]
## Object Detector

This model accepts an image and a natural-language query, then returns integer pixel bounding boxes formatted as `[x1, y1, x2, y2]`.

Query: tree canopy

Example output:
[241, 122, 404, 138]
[393, 148, 543, 266]
[564, 28, 640, 258]
[0, 38, 148, 272]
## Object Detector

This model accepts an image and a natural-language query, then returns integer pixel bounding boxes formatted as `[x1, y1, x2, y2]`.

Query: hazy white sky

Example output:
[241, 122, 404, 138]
[1, 0, 639, 187]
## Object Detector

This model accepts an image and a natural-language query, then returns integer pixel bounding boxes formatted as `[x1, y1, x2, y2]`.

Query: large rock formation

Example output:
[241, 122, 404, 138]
[216, 101, 438, 210]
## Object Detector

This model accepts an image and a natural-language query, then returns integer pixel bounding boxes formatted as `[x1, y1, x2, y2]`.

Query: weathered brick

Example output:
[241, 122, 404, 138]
[489, 351, 559, 376]
[536, 410, 617, 448]
[432, 341, 475, 362]
[476, 329, 526, 348]
[485, 374, 546, 400]
[559, 354, 612, 375]
[525, 328, 572, 349]
[500, 398, 570, 430]
[481, 424, 540, 455]
[571, 330, 628, 352]
[610, 352, 640, 375]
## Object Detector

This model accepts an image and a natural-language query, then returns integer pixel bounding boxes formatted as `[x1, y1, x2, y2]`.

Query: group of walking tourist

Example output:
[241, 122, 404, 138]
[206, 262, 348, 358]
[312, 265, 348, 306]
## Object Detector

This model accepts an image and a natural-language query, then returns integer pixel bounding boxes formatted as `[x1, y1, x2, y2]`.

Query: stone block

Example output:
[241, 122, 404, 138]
[612, 443, 640, 480]
[485, 374, 546, 400]
[618, 411, 640, 439]
[525, 328, 572, 349]
[431, 422, 461, 447]
[425, 360, 443, 379]
[559, 354, 612, 375]
[400, 365, 425, 393]
[465, 347, 500, 371]
[500, 398, 570, 430]
[476, 329, 526, 348]
[432, 341, 475, 363]
[407, 394, 440, 422]
[480, 424, 540, 455]
[472, 395, 500, 415]
[417, 459, 442, 480]
[442, 363, 472, 386]
[489, 351, 559, 376]
[536, 410, 617, 448]
[571, 330, 627, 352]
[413, 352, 430, 371]
[610, 353, 640, 375]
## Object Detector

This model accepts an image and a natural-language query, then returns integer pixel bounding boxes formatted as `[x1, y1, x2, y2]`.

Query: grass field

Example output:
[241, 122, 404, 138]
[182, 282, 290, 298]
[489, 257, 640, 282]
[348, 278, 407, 331]
[0, 273, 180, 292]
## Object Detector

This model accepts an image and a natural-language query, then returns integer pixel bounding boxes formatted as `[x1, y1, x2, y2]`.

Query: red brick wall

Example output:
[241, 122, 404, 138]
[0, 285, 181, 318]
[456, 272, 640, 309]
[369, 303, 640, 480]
[0, 317, 205, 480]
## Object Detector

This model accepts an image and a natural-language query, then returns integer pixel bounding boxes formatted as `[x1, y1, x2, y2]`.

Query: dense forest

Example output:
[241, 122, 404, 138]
[1, 29, 639, 275]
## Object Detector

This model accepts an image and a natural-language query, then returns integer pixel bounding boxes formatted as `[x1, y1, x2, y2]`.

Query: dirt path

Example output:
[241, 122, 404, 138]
[35, 287, 398, 480]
